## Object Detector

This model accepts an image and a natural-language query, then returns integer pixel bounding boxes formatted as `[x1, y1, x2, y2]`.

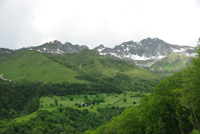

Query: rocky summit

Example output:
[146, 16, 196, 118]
[93, 38, 196, 67]
[21, 40, 89, 55]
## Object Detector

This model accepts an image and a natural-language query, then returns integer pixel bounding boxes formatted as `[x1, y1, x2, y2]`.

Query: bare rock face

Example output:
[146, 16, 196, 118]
[21, 40, 89, 55]
[0, 48, 14, 58]
[93, 38, 195, 67]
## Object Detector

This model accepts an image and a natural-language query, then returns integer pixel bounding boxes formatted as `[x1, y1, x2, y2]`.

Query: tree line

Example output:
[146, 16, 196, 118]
[0, 106, 125, 134]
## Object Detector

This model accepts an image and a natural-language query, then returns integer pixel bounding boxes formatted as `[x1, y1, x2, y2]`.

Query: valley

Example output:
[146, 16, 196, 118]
[0, 38, 199, 134]
[14, 91, 143, 122]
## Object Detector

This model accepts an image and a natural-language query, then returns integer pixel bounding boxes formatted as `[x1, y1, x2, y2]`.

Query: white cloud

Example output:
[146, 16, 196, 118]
[0, 0, 200, 49]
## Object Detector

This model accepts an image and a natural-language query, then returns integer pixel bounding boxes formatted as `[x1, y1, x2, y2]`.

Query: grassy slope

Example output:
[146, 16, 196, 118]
[0, 50, 85, 83]
[14, 91, 143, 122]
[151, 52, 192, 72]
[52, 49, 160, 79]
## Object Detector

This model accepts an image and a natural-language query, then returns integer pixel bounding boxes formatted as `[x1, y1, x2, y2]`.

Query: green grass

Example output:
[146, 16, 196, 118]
[14, 92, 144, 122]
[0, 49, 160, 83]
[51, 49, 160, 79]
[152, 52, 192, 72]
[0, 50, 86, 83]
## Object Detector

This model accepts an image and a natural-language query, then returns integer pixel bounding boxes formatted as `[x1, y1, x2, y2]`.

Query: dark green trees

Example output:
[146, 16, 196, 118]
[123, 98, 127, 102]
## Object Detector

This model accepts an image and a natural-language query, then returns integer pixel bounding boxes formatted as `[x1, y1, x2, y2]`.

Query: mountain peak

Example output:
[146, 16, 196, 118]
[20, 40, 89, 55]
[93, 38, 195, 68]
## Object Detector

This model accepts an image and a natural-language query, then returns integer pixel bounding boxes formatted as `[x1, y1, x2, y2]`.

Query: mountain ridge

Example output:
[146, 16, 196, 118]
[0, 37, 196, 74]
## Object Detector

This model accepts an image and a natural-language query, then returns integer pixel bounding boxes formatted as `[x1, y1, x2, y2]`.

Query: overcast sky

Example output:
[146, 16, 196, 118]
[0, 0, 200, 49]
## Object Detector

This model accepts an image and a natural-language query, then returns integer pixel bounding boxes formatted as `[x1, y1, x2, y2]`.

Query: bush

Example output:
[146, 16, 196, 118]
[111, 106, 116, 109]
[70, 97, 73, 101]
[78, 104, 81, 108]
[91, 106, 93, 109]
[50, 104, 55, 107]
[123, 98, 127, 102]
[40, 105, 43, 108]
[139, 94, 145, 98]
[133, 101, 136, 104]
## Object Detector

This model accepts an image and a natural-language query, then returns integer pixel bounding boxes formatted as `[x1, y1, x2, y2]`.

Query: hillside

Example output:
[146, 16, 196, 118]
[0, 50, 85, 83]
[93, 38, 195, 67]
[50, 49, 160, 79]
[0, 48, 14, 58]
[150, 52, 192, 73]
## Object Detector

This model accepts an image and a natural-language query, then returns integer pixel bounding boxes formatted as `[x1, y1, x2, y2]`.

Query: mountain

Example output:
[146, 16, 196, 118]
[0, 48, 14, 58]
[21, 40, 89, 55]
[50, 49, 160, 79]
[149, 52, 192, 73]
[93, 38, 195, 68]
[0, 50, 85, 83]
[1, 37, 196, 75]
[0, 48, 161, 83]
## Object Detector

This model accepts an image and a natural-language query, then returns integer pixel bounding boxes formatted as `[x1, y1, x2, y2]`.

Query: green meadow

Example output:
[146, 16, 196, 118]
[14, 91, 144, 122]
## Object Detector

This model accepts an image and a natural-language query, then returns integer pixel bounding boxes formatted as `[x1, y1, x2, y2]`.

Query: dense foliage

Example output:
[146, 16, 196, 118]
[85, 46, 200, 134]
[0, 107, 125, 134]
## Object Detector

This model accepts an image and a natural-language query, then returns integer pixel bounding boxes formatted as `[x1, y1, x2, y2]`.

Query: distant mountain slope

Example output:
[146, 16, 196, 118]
[2, 37, 194, 76]
[0, 48, 14, 58]
[94, 38, 195, 60]
[0, 50, 85, 83]
[21, 40, 89, 55]
[93, 38, 195, 69]
[50, 49, 160, 79]
[150, 52, 192, 72]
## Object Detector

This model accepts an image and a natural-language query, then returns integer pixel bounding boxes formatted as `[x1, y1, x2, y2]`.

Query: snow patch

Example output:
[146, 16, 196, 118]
[110, 53, 121, 58]
[98, 48, 105, 52]
[43, 48, 46, 51]
[126, 48, 130, 51]
[171, 47, 186, 52]
[100, 53, 106, 55]
[123, 53, 166, 61]
[191, 53, 198, 57]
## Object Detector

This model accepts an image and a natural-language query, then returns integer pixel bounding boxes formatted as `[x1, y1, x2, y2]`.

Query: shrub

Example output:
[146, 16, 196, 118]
[123, 98, 127, 102]
[50, 104, 55, 107]
[70, 97, 73, 101]
[139, 94, 145, 98]
[78, 104, 81, 108]
[133, 101, 136, 104]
